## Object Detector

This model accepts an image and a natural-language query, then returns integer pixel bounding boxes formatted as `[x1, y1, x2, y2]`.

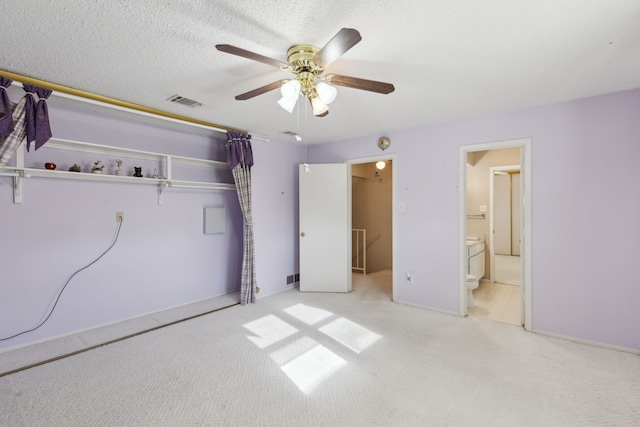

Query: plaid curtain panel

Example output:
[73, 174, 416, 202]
[227, 131, 257, 305]
[0, 98, 27, 171]
[232, 164, 257, 305]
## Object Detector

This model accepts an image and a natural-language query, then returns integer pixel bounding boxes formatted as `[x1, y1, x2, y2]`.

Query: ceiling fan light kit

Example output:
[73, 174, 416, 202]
[216, 28, 394, 118]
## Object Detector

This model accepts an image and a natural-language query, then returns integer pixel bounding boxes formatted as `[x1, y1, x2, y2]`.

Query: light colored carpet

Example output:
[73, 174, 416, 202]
[0, 293, 240, 375]
[1, 270, 639, 426]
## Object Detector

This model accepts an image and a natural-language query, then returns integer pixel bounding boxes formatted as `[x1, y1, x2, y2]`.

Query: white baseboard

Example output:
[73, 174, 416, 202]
[389, 300, 639, 355]
[256, 283, 298, 299]
[0, 290, 240, 354]
[530, 329, 640, 355]
[392, 299, 464, 317]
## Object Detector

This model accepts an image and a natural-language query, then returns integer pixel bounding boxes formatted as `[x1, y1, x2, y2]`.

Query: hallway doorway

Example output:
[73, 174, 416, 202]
[348, 156, 395, 301]
[490, 165, 521, 287]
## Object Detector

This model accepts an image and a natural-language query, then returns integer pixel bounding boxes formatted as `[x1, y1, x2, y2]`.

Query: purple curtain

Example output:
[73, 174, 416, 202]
[226, 131, 254, 170]
[23, 84, 52, 151]
[226, 131, 257, 305]
[0, 77, 14, 139]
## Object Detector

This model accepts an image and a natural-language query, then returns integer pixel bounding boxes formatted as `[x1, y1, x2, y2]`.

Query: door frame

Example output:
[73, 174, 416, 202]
[489, 164, 520, 282]
[347, 154, 397, 301]
[458, 139, 532, 330]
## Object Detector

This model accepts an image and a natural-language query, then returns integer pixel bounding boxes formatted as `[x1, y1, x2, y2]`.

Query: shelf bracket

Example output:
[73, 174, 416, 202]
[13, 170, 28, 204]
[158, 181, 171, 205]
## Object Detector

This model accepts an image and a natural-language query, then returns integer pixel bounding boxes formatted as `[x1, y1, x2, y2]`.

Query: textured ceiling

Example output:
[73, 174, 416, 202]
[2, 1, 640, 144]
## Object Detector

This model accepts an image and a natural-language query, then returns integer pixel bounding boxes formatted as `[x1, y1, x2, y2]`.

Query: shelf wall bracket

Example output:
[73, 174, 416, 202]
[11, 141, 26, 203]
[158, 181, 171, 205]
[13, 171, 28, 204]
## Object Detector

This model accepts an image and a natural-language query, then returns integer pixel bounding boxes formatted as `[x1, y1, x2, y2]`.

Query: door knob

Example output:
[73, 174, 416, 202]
[301, 232, 305, 237]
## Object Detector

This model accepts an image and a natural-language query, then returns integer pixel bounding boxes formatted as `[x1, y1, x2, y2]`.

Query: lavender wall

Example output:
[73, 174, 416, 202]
[251, 139, 306, 296]
[309, 89, 640, 351]
[0, 104, 244, 350]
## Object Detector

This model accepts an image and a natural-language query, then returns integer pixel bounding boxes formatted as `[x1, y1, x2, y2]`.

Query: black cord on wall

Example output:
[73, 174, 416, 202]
[0, 220, 123, 341]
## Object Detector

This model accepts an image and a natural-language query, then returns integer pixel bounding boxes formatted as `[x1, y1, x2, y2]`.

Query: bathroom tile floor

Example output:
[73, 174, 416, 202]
[494, 255, 521, 285]
[468, 254, 522, 325]
[469, 282, 521, 325]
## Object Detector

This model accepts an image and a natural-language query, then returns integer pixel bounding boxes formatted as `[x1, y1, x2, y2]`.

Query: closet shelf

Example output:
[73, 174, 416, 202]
[2, 166, 234, 188]
[1, 137, 235, 204]
[44, 138, 228, 169]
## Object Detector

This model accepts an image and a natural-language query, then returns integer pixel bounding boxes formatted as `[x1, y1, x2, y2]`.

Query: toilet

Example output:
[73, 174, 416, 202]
[466, 238, 485, 309]
[466, 274, 479, 308]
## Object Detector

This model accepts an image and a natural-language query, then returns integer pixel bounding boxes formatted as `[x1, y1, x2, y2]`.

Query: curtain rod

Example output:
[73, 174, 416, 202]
[0, 69, 246, 135]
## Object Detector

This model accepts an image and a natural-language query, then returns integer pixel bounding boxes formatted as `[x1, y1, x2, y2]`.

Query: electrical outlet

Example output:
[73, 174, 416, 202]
[116, 211, 124, 222]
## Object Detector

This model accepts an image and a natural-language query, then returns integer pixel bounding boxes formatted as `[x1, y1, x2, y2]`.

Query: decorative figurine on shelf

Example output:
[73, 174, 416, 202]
[133, 167, 143, 177]
[92, 161, 104, 174]
[150, 168, 165, 179]
[69, 164, 81, 172]
[44, 162, 57, 170]
[115, 159, 123, 176]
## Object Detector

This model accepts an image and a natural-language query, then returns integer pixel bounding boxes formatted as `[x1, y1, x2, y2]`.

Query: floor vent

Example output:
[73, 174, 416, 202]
[167, 95, 202, 108]
[286, 273, 300, 285]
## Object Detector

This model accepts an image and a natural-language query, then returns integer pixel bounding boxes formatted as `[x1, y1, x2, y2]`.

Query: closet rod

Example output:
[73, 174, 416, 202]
[0, 69, 246, 135]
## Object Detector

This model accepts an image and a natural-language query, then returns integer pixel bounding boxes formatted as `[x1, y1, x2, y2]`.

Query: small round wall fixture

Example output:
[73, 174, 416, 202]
[377, 136, 390, 151]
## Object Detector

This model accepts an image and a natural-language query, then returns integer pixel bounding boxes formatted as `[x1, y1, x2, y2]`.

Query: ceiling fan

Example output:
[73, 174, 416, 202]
[216, 28, 395, 117]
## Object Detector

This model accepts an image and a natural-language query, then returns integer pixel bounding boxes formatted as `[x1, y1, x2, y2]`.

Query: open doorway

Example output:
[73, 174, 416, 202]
[459, 139, 531, 330]
[348, 156, 395, 301]
[490, 165, 521, 287]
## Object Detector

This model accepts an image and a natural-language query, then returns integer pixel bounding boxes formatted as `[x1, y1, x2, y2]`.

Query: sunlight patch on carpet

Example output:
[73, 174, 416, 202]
[243, 314, 298, 349]
[283, 303, 334, 325]
[319, 317, 382, 353]
[280, 344, 346, 394]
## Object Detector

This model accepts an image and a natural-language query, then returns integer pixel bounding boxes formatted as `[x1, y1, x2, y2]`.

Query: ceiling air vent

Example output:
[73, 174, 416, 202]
[167, 95, 202, 108]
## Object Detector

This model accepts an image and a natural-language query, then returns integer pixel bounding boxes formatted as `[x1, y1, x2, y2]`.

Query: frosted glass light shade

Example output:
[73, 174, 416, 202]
[316, 82, 337, 104]
[278, 80, 301, 113]
[310, 96, 329, 116]
[280, 79, 301, 99]
[278, 96, 298, 113]
[376, 161, 386, 170]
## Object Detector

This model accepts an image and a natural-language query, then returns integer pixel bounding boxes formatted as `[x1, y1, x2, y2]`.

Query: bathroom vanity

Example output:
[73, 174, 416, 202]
[466, 239, 486, 280]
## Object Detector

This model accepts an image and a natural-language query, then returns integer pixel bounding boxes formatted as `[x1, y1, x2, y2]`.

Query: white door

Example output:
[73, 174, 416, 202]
[299, 163, 351, 292]
[511, 173, 521, 256]
[494, 173, 511, 255]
